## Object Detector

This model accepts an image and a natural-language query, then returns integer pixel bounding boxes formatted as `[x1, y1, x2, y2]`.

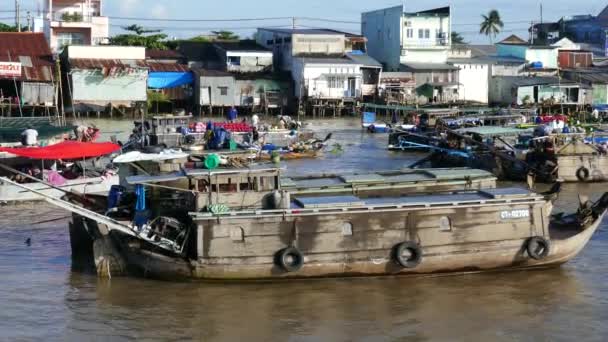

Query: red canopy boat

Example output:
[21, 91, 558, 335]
[0, 141, 121, 160]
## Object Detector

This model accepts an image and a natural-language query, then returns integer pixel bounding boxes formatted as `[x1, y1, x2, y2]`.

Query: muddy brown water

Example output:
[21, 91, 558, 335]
[2, 118, 608, 341]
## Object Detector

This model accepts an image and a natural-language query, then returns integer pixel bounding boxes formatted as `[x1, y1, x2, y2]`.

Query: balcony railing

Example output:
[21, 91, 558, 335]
[402, 39, 450, 49]
[51, 11, 100, 23]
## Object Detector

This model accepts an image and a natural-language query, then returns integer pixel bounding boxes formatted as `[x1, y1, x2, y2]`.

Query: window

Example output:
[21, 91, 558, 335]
[284, 37, 292, 43]
[418, 29, 424, 39]
[328, 77, 343, 89]
[266, 39, 274, 45]
[57, 32, 85, 49]
[219, 87, 228, 96]
[404, 21, 412, 27]
[406, 28, 413, 38]
[227, 56, 241, 66]
[424, 29, 430, 39]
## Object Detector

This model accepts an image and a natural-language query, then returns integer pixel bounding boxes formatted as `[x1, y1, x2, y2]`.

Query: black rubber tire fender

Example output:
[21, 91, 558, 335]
[275, 247, 304, 272]
[576, 167, 590, 182]
[527, 236, 551, 260]
[392, 241, 422, 268]
[367, 125, 376, 133]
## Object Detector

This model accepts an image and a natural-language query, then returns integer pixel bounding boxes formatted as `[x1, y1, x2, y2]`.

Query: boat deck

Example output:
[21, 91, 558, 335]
[282, 168, 495, 189]
[292, 187, 539, 209]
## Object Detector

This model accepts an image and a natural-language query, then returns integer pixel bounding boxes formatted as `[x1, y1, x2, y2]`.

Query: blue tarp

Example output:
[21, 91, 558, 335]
[148, 72, 193, 89]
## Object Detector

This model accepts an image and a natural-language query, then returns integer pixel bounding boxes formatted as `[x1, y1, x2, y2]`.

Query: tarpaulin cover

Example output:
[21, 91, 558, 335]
[0, 141, 121, 160]
[148, 72, 193, 89]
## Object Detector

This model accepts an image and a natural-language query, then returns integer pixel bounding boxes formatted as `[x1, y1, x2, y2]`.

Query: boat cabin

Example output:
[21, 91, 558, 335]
[125, 165, 283, 211]
[148, 115, 202, 147]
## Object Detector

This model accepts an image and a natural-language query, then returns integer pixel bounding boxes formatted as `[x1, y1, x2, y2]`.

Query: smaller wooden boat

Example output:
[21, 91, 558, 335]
[0, 141, 121, 203]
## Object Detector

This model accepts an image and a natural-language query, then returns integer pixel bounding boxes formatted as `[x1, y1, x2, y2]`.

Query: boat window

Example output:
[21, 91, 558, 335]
[259, 176, 277, 191]
[197, 179, 210, 192]
[239, 177, 258, 191]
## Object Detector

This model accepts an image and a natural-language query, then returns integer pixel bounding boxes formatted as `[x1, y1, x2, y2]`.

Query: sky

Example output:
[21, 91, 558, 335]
[1, 0, 604, 43]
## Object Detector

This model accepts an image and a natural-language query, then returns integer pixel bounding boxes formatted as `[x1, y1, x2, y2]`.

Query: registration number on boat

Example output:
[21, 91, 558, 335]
[500, 210, 530, 220]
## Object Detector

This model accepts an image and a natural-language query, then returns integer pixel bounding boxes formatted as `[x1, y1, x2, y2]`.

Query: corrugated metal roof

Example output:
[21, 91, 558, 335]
[69, 59, 147, 69]
[346, 52, 382, 67]
[213, 40, 270, 52]
[142, 62, 190, 72]
[500, 76, 578, 87]
[145, 49, 183, 60]
[0, 32, 54, 82]
[299, 57, 359, 65]
[448, 56, 526, 65]
[401, 62, 459, 71]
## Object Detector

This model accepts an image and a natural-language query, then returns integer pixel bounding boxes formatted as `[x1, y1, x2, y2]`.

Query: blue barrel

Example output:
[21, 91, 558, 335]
[107, 185, 125, 210]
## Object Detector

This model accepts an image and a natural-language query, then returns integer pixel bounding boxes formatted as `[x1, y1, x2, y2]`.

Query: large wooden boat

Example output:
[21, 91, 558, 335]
[7, 158, 596, 281]
[60, 172, 607, 280]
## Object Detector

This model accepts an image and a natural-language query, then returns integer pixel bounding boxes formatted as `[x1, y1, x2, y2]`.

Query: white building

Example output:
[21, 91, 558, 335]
[213, 41, 273, 73]
[362, 6, 456, 103]
[448, 45, 526, 104]
[362, 5, 451, 71]
[256, 28, 381, 101]
[292, 57, 362, 99]
[34, 0, 109, 53]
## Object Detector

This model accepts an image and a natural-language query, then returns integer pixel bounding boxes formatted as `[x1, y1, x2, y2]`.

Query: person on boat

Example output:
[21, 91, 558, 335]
[227, 106, 238, 123]
[74, 125, 88, 141]
[21, 126, 39, 146]
[277, 118, 286, 129]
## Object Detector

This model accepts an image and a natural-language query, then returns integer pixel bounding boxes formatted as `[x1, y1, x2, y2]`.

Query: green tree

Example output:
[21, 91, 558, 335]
[212, 30, 239, 41]
[451, 32, 467, 44]
[0, 23, 26, 32]
[109, 25, 168, 49]
[480, 10, 504, 43]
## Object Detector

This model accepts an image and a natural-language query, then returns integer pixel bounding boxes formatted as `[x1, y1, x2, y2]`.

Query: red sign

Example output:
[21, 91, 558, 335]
[0, 62, 22, 77]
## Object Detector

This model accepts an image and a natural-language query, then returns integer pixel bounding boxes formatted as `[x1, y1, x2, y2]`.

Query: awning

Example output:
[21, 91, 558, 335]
[148, 72, 193, 89]
[113, 150, 190, 163]
[0, 141, 121, 160]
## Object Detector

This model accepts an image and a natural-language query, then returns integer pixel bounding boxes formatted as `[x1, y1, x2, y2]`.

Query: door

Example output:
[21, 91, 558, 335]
[200, 87, 211, 105]
[347, 77, 356, 98]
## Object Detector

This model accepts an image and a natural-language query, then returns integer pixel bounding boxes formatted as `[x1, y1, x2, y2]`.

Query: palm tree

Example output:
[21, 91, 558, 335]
[451, 32, 467, 44]
[480, 10, 504, 43]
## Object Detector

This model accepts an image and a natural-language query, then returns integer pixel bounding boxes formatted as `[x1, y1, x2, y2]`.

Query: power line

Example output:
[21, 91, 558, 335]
[108, 16, 294, 22]
[109, 24, 293, 31]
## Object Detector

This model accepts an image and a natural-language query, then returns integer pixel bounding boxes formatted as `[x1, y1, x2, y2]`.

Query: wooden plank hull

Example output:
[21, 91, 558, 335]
[0, 175, 118, 203]
[557, 155, 608, 182]
[69, 196, 607, 281]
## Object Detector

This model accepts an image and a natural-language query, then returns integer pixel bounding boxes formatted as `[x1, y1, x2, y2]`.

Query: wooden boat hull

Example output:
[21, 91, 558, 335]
[69, 192, 608, 281]
[556, 154, 608, 182]
[0, 175, 118, 203]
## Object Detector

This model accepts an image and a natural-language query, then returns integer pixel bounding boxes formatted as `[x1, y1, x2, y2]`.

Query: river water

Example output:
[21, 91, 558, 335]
[2, 118, 608, 341]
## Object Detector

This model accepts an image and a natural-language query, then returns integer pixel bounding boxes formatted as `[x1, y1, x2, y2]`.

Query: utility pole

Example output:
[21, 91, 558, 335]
[530, 21, 535, 45]
[292, 17, 296, 30]
[15, 0, 21, 32]
[26, 11, 31, 32]
[540, 2, 543, 24]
